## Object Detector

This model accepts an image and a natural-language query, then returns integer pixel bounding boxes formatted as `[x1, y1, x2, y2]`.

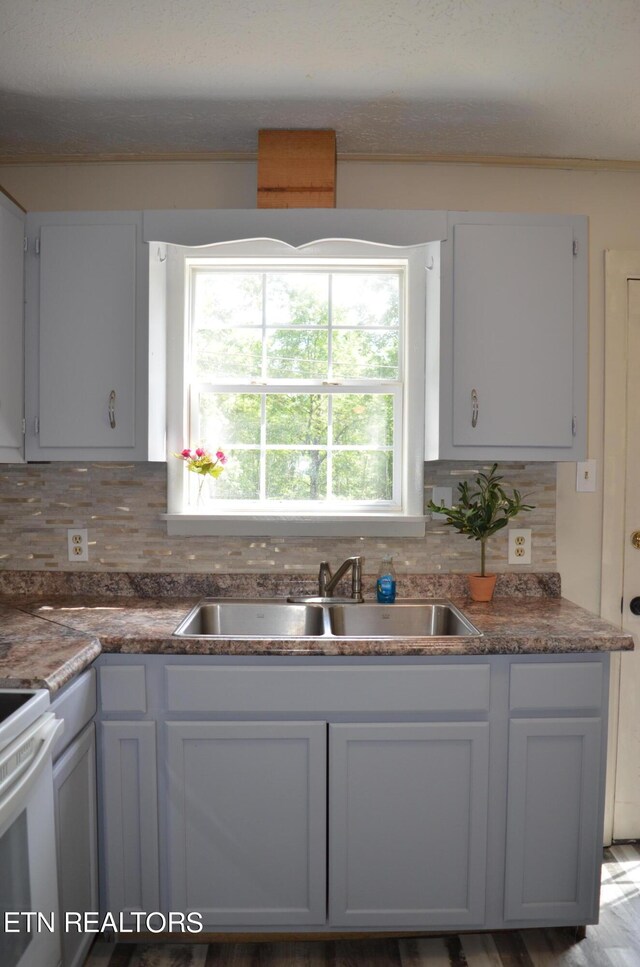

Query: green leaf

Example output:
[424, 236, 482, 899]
[427, 464, 535, 567]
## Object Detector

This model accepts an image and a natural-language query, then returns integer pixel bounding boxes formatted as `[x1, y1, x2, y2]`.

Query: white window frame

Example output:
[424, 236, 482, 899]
[164, 237, 427, 537]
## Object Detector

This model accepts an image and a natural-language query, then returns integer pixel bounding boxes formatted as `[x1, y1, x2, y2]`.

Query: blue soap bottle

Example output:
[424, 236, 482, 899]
[376, 555, 397, 604]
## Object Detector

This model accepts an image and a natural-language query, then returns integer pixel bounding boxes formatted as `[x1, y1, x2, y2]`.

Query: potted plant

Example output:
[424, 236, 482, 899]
[427, 464, 534, 601]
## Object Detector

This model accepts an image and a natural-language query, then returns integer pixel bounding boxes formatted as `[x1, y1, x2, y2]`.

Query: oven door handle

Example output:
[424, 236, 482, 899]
[0, 716, 64, 829]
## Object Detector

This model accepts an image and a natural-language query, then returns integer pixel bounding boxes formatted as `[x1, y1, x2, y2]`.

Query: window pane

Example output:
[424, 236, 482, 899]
[200, 393, 261, 445]
[193, 272, 262, 328]
[332, 330, 399, 379]
[266, 451, 327, 500]
[266, 329, 329, 379]
[195, 329, 262, 379]
[186, 259, 408, 514]
[212, 450, 260, 500]
[333, 394, 394, 446]
[266, 394, 328, 445]
[333, 451, 393, 501]
[265, 273, 328, 326]
[332, 273, 400, 328]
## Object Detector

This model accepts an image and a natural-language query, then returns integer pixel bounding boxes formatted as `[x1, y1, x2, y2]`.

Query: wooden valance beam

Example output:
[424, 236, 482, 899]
[257, 130, 336, 209]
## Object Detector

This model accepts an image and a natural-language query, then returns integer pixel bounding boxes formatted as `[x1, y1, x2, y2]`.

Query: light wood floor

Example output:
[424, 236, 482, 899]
[84, 844, 640, 966]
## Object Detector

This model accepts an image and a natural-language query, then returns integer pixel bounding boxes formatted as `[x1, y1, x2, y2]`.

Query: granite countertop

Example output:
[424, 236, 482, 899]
[0, 603, 101, 691]
[0, 578, 633, 692]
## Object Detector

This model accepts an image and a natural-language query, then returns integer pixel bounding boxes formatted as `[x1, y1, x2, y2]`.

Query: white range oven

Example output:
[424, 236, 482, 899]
[0, 689, 63, 967]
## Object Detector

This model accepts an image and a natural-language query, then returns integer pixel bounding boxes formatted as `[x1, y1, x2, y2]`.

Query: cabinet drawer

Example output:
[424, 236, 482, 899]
[510, 662, 603, 713]
[51, 668, 97, 760]
[100, 664, 147, 714]
[166, 664, 491, 715]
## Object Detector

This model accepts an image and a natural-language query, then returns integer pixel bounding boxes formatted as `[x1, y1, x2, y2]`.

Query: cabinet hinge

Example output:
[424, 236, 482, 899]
[21, 418, 26, 435]
[34, 417, 39, 435]
[573, 239, 578, 257]
[23, 236, 28, 253]
[621, 596, 624, 614]
[35, 236, 40, 256]
[572, 416, 577, 436]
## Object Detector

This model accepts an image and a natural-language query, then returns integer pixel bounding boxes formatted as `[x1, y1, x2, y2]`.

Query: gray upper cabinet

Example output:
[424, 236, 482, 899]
[24, 211, 163, 461]
[425, 211, 588, 461]
[16, 207, 586, 463]
[0, 191, 25, 463]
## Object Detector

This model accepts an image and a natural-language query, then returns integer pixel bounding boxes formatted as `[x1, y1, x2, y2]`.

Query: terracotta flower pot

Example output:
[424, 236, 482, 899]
[468, 573, 497, 602]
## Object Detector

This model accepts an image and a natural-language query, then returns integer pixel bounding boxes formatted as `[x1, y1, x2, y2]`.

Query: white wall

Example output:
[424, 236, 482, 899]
[3, 158, 639, 611]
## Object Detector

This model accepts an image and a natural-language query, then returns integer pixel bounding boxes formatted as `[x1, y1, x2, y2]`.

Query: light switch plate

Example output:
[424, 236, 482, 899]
[431, 487, 453, 520]
[576, 459, 597, 493]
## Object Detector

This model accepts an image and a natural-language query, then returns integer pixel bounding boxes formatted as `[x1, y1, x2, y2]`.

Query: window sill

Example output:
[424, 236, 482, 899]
[162, 513, 426, 538]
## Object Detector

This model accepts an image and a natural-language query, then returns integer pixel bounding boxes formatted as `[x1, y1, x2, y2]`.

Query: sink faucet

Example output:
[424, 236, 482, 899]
[318, 556, 363, 601]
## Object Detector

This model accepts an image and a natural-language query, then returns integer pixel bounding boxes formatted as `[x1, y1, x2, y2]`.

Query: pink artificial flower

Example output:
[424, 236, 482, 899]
[180, 448, 192, 458]
[216, 450, 227, 464]
[195, 447, 206, 457]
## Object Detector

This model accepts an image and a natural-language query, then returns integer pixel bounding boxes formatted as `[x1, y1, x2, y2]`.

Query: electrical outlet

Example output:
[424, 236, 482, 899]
[431, 487, 453, 520]
[576, 459, 597, 493]
[67, 528, 89, 562]
[508, 528, 532, 565]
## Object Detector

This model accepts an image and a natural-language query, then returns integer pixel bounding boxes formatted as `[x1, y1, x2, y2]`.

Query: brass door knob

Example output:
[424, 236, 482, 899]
[632, 531, 640, 549]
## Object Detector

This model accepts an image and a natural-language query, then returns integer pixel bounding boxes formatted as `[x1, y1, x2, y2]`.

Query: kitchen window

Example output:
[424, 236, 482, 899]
[164, 238, 427, 536]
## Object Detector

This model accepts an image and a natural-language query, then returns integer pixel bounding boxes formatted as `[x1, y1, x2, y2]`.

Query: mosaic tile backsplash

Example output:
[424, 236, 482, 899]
[0, 461, 555, 574]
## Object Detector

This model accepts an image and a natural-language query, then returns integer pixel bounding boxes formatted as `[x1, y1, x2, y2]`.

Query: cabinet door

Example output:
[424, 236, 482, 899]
[329, 722, 489, 927]
[453, 222, 576, 449]
[40, 222, 136, 448]
[504, 717, 602, 923]
[24, 212, 156, 460]
[426, 212, 587, 461]
[0, 191, 25, 462]
[53, 723, 98, 967]
[100, 720, 159, 919]
[166, 721, 326, 926]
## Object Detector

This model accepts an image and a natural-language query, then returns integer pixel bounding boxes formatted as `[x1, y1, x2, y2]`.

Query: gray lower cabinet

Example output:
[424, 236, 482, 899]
[100, 720, 160, 919]
[97, 654, 608, 934]
[504, 717, 603, 923]
[165, 721, 327, 925]
[53, 723, 99, 967]
[329, 722, 489, 927]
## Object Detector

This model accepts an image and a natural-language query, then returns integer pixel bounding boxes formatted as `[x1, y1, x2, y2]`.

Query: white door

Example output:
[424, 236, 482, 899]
[614, 278, 640, 839]
[603, 253, 640, 842]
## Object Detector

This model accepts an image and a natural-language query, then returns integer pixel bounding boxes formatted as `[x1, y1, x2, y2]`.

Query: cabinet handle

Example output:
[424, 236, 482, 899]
[108, 390, 116, 429]
[471, 389, 479, 428]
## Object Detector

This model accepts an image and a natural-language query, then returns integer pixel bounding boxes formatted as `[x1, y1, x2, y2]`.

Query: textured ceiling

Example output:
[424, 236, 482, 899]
[1, 0, 640, 160]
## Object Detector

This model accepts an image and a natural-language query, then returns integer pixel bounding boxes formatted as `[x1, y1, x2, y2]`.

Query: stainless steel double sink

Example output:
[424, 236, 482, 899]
[173, 598, 481, 640]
